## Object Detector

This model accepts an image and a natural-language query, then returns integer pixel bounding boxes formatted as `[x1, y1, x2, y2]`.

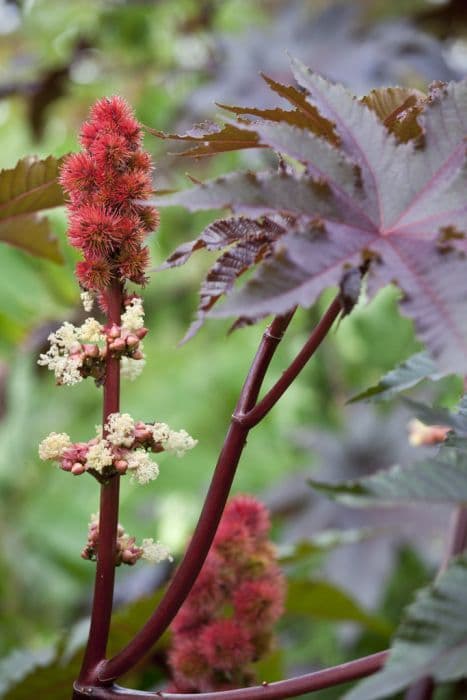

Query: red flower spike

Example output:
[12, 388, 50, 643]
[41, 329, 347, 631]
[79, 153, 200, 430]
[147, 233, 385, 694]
[222, 494, 271, 540]
[169, 640, 210, 685]
[90, 133, 131, 168]
[117, 246, 151, 285]
[136, 204, 160, 234]
[68, 206, 129, 256]
[233, 578, 285, 628]
[76, 258, 113, 291]
[168, 495, 285, 692]
[199, 620, 254, 671]
[59, 152, 96, 202]
[61, 95, 159, 291]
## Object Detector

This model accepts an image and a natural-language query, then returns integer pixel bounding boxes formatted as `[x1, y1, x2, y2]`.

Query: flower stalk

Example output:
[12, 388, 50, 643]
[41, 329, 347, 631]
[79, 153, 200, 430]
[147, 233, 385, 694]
[78, 278, 122, 684]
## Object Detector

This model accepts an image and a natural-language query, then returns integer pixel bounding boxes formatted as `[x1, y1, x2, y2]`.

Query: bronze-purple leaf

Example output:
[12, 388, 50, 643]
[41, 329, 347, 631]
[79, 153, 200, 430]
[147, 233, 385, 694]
[152, 62, 467, 373]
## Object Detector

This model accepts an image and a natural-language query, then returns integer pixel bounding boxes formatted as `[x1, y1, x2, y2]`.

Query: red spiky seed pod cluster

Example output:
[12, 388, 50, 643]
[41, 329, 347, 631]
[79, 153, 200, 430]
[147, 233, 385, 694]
[168, 495, 285, 692]
[60, 96, 159, 291]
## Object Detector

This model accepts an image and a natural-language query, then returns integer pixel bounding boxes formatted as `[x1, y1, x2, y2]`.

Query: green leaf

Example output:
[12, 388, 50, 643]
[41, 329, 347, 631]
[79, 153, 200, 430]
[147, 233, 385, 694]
[349, 352, 442, 403]
[2, 589, 166, 699]
[286, 579, 393, 638]
[344, 555, 467, 699]
[310, 393, 467, 506]
[0, 647, 56, 697]
[0, 156, 65, 263]
[279, 529, 376, 565]
[308, 446, 467, 506]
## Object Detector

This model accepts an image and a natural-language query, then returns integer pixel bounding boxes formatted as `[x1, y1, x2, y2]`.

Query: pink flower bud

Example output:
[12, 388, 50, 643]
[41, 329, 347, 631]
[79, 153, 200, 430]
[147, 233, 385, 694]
[110, 338, 126, 353]
[108, 324, 121, 339]
[126, 334, 140, 348]
[114, 459, 128, 474]
[135, 327, 148, 339]
[61, 459, 73, 471]
[83, 344, 99, 358]
[121, 549, 139, 565]
[134, 426, 152, 441]
[71, 462, 86, 475]
[131, 349, 144, 360]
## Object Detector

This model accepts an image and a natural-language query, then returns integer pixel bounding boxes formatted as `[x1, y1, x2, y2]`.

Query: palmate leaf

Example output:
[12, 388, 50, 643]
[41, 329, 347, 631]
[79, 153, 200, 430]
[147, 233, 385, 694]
[349, 352, 442, 403]
[151, 73, 339, 157]
[344, 555, 467, 700]
[153, 62, 467, 373]
[309, 394, 467, 507]
[0, 156, 65, 263]
[309, 446, 467, 506]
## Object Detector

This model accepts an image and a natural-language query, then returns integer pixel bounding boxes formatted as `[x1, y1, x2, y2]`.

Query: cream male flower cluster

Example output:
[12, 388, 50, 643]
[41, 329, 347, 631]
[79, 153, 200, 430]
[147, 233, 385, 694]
[82, 514, 173, 567]
[38, 295, 147, 386]
[39, 412, 197, 484]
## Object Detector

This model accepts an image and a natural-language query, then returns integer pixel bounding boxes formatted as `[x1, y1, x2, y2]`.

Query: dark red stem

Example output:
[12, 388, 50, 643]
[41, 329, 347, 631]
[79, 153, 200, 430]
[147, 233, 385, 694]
[99, 311, 295, 683]
[77, 279, 123, 685]
[238, 297, 342, 428]
[74, 651, 388, 699]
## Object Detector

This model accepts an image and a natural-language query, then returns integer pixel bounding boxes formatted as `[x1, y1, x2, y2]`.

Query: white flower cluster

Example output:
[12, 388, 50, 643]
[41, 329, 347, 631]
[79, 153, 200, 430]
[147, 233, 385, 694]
[80, 317, 103, 343]
[119, 298, 146, 381]
[127, 449, 160, 485]
[151, 422, 171, 444]
[39, 413, 196, 483]
[105, 413, 135, 447]
[141, 538, 173, 563]
[85, 439, 113, 473]
[38, 318, 105, 385]
[121, 297, 145, 332]
[165, 428, 198, 457]
[151, 422, 198, 457]
[120, 353, 145, 381]
[38, 432, 71, 460]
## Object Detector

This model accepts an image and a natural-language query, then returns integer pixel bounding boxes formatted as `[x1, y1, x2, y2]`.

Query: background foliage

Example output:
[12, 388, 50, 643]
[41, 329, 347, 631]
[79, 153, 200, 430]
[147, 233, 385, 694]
[0, 1, 466, 698]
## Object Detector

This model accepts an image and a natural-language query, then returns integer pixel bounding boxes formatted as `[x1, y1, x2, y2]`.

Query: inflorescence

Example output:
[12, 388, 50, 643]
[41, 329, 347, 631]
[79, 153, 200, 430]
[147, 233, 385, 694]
[39, 97, 197, 570]
[82, 514, 173, 567]
[168, 496, 285, 692]
[39, 412, 197, 484]
[60, 96, 159, 291]
[38, 294, 147, 385]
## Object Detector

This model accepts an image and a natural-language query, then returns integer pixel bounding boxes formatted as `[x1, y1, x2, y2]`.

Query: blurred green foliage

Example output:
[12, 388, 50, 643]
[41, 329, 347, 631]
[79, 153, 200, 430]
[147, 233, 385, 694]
[0, 0, 464, 696]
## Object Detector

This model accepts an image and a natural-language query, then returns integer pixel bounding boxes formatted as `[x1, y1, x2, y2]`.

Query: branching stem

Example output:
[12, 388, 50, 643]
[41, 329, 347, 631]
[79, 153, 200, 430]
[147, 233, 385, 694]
[237, 297, 342, 428]
[99, 310, 295, 682]
[80, 295, 343, 690]
[74, 650, 388, 699]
